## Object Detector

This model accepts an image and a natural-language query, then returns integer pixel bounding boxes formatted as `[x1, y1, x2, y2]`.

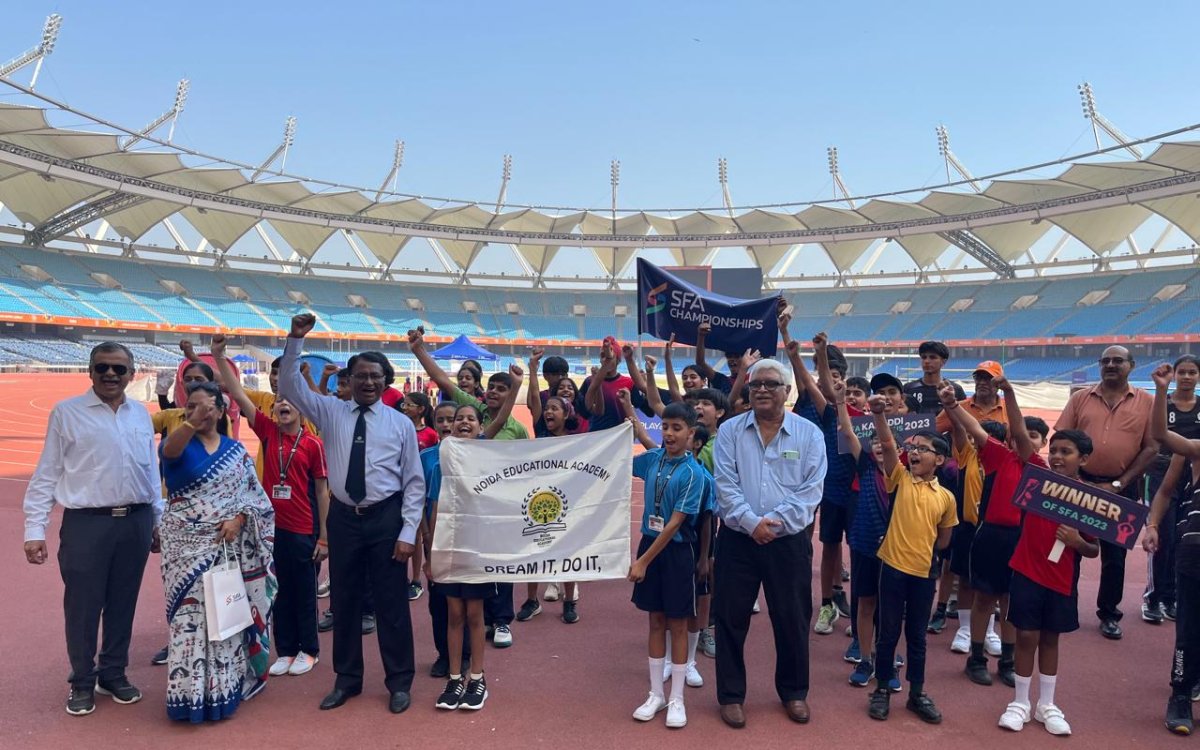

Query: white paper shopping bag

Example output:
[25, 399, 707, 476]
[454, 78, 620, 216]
[203, 542, 253, 641]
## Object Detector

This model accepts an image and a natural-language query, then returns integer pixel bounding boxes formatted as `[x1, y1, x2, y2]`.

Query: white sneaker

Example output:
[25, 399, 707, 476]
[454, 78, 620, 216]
[1035, 703, 1072, 735]
[665, 699, 687, 728]
[685, 662, 704, 688]
[317, 578, 330, 598]
[998, 701, 1031, 731]
[950, 629, 971, 654]
[288, 652, 318, 675]
[752, 599, 761, 614]
[633, 693, 666, 721]
[845, 624, 854, 637]
[493, 624, 513, 648]
[268, 656, 294, 676]
[814, 604, 838, 635]
[985, 631, 1002, 657]
[543, 583, 561, 601]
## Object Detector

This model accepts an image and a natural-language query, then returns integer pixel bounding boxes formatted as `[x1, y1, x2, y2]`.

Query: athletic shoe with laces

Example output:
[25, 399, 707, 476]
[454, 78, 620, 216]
[965, 655, 992, 686]
[65, 687, 95, 716]
[685, 662, 703, 688]
[493, 624, 513, 648]
[888, 676, 902, 693]
[1142, 600, 1165, 624]
[1035, 703, 1071, 735]
[543, 583, 561, 601]
[318, 609, 334, 632]
[868, 688, 890, 720]
[633, 692, 667, 721]
[950, 629, 971, 654]
[927, 607, 947, 634]
[1164, 601, 1177, 621]
[269, 656, 294, 676]
[665, 699, 687, 728]
[833, 589, 851, 619]
[436, 678, 466, 710]
[844, 638, 862, 663]
[461, 676, 488, 710]
[516, 599, 542, 622]
[848, 660, 873, 687]
[408, 582, 423, 601]
[814, 604, 838, 635]
[998, 701, 1031, 731]
[907, 692, 943, 724]
[288, 652, 318, 676]
[317, 577, 330, 598]
[151, 646, 168, 666]
[985, 630, 1002, 657]
[1168, 693, 1195, 735]
[95, 677, 142, 704]
[562, 600, 579, 624]
[699, 628, 716, 659]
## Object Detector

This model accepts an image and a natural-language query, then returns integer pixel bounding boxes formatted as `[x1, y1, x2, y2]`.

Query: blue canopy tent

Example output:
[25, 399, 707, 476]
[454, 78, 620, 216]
[427, 335, 498, 362]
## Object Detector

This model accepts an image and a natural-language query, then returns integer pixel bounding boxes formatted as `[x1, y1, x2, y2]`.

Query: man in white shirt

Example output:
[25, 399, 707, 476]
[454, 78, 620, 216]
[23, 342, 161, 717]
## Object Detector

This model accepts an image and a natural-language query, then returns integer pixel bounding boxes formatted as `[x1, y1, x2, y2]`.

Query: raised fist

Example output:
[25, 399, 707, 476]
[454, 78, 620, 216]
[210, 333, 227, 359]
[509, 363, 525, 380]
[644, 354, 658, 371]
[868, 394, 887, 415]
[1152, 363, 1174, 389]
[290, 313, 316, 338]
[178, 339, 199, 362]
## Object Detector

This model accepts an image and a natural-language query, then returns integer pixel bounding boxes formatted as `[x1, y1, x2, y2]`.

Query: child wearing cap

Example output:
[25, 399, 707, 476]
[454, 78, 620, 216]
[935, 361, 1009, 434]
[865, 394, 957, 724]
[903, 341, 966, 416]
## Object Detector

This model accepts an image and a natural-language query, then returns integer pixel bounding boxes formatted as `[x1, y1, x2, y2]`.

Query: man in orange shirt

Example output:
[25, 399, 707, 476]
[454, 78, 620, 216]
[935, 361, 1008, 435]
[1055, 345, 1157, 641]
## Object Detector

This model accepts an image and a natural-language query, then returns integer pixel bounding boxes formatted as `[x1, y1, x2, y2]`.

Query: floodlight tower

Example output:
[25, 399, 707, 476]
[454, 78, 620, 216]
[122, 79, 190, 150]
[0, 14, 62, 89]
[718, 157, 734, 217]
[495, 154, 513, 213]
[1078, 82, 1142, 158]
[250, 116, 297, 181]
[610, 159, 620, 230]
[827, 147, 855, 208]
[936, 125, 981, 192]
[374, 140, 405, 201]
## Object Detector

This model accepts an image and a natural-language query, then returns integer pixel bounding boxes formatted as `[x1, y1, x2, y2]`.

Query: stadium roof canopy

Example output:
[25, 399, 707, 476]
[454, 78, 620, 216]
[1, 88, 1200, 285]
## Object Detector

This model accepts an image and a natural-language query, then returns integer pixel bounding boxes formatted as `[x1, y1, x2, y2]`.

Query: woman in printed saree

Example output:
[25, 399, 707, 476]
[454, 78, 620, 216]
[160, 381, 277, 722]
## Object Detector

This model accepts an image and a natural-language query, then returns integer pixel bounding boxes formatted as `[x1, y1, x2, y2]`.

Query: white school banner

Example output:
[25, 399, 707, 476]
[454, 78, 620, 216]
[431, 422, 633, 584]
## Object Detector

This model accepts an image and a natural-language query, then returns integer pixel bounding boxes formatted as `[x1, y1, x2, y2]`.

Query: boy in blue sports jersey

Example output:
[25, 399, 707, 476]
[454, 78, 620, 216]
[620, 396, 705, 730]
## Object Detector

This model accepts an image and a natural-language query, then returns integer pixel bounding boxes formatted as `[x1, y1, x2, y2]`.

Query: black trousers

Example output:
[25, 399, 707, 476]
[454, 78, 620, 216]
[1146, 461, 1181, 607]
[58, 507, 153, 690]
[273, 528, 319, 658]
[1172, 572, 1200, 697]
[874, 563, 937, 686]
[714, 529, 812, 705]
[427, 581, 470, 660]
[484, 583, 514, 627]
[327, 499, 414, 694]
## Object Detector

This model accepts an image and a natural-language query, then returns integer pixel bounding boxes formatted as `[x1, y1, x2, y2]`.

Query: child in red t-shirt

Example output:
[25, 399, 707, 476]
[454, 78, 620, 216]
[999, 428, 1097, 736]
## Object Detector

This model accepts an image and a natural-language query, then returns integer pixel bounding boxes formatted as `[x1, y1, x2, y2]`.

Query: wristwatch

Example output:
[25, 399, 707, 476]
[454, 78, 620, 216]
[1111, 480, 1123, 490]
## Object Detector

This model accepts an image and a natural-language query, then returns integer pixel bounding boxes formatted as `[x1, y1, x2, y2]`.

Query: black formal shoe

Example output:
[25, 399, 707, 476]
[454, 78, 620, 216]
[317, 609, 334, 633]
[997, 659, 1016, 688]
[906, 692, 943, 724]
[319, 686, 361, 710]
[95, 677, 142, 704]
[65, 687, 95, 716]
[868, 688, 890, 720]
[150, 646, 168, 666]
[965, 655, 992, 686]
[389, 690, 411, 714]
[362, 614, 377, 635]
[430, 655, 450, 678]
[1100, 619, 1123, 640]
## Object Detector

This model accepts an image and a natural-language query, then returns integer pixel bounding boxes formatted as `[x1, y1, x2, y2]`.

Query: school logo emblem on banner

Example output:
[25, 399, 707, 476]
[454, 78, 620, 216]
[431, 423, 633, 584]
[636, 258, 781, 356]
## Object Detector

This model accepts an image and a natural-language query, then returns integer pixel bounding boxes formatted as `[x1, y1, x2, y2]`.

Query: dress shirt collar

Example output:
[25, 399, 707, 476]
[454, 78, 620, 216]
[354, 400, 377, 414]
[743, 410, 792, 436]
[1085, 383, 1134, 402]
[83, 387, 125, 410]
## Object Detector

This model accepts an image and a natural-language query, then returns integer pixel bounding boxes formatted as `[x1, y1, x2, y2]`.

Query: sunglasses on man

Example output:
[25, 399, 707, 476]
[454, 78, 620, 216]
[92, 363, 130, 376]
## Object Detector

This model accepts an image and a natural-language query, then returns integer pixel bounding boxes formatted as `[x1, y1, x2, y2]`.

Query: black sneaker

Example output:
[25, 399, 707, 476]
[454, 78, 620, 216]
[516, 598, 542, 622]
[562, 600, 579, 624]
[965, 655, 993, 686]
[832, 589, 851, 619]
[95, 677, 142, 704]
[927, 607, 948, 634]
[435, 678, 466, 710]
[1167, 693, 1194, 736]
[430, 655, 449, 678]
[1164, 601, 1178, 621]
[361, 614, 377, 635]
[1142, 600, 1165, 624]
[408, 582, 424, 601]
[868, 688, 890, 720]
[1193, 682, 1200, 702]
[997, 659, 1016, 688]
[1100, 619, 1123, 640]
[907, 692, 943, 724]
[318, 609, 334, 632]
[65, 687, 95, 716]
[150, 646, 168, 666]
[461, 675, 488, 710]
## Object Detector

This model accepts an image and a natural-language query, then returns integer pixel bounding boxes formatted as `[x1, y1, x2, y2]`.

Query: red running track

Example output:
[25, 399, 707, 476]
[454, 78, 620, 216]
[0, 374, 1178, 748]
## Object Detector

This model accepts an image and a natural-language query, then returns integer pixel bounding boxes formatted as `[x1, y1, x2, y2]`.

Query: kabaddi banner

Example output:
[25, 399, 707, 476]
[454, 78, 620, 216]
[636, 258, 781, 356]
[837, 413, 934, 454]
[1011, 464, 1148, 549]
[430, 422, 634, 584]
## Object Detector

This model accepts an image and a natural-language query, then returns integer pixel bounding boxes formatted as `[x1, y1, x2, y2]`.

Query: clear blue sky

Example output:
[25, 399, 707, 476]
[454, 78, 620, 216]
[2, 2, 1198, 277]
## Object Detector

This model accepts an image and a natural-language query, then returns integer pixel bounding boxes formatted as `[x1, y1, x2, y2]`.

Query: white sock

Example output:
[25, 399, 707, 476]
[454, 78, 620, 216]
[450, 673, 462, 681]
[648, 657, 665, 698]
[469, 672, 483, 681]
[670, 664, 687, 703]
[957, 610, 972, 634]
[988, 614, 997, 637]
[1038, 673, 1057, 707]
[687, 631, 700, 664]
[1013, 673, 1031, 707]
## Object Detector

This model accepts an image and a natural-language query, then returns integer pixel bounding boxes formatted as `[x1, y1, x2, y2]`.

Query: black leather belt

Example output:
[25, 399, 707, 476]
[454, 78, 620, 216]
[65, 504, 150, 517]
[334, 494, 398, 516]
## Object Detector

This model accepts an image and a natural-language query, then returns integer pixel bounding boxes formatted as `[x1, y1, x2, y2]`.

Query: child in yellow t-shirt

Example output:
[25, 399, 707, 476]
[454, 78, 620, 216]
[865, 395, 957, 725]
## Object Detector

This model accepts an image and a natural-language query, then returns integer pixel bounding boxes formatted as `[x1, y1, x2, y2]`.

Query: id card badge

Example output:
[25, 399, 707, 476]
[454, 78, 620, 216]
[272, 484, 292, 501]
[648, 515, 665, 532]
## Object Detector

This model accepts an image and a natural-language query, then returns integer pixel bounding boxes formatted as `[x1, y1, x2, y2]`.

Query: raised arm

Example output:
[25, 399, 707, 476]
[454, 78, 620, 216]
[832, 380, 861, 460]
[300, 361, 321, 394]
[483, 364, 524, 440]
[527, 348, 544, 424]
[995, 376, 1035, 461]
[939, 380, 988, 451]
[406, 328, 458, 396]
[663, 334, 683, 402]
[869, 394, 900, 476]
[727, 349, 761, 413]
[179, 339, 201, 364]
[318, 363, 338, 396]
[210, 334, 257, 423]
[622, 344, 650, 394]
[586, 344, 617, 418]
[693, 322, 717, 382]
[812, 331, 837, 405]
[1152, 364, 1200, 458]
[643, 355, 666, 417]
[618, 388, 657, 449]
[278, 313, 338, 430]
[161, 402, 213, 460]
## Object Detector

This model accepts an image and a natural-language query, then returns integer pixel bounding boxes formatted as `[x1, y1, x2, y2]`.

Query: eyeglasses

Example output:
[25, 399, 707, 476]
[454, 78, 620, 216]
[748, 380, 785, 392]
[905, 445, 937, 455]
[351, 373, 386, 382]
[1099, 357, 1128, 366]
[92, 363, 129, 376]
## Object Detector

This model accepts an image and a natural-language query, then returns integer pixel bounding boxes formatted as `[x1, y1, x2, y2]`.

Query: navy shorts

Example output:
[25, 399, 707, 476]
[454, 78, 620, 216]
[438, 581, 500, 601]
[818, 498, 855, 545]
[970, 522, 1021, 596]
[949, 521, 976, 579]
[1006, 571, 1080, 634]
[851, 551, 882, 598]
[631, 534, 696, 619]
